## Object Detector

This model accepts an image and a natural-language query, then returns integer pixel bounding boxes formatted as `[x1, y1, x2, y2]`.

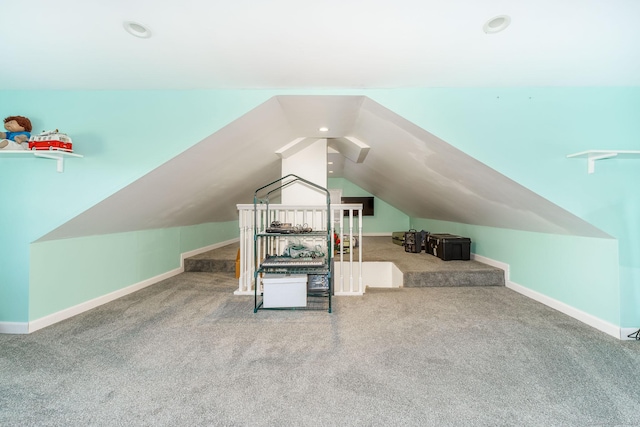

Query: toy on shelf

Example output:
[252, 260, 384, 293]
[0, 116, 32, 150]
[28, 129, 73, 152]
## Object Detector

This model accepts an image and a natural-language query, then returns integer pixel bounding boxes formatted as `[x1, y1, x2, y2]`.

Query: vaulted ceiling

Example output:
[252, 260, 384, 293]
[39, 96, 609, 241]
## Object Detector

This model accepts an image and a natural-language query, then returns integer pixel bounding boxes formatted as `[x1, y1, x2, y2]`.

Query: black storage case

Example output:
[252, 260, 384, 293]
[427, 233, 471, 261]
[404, 229, 428, 253]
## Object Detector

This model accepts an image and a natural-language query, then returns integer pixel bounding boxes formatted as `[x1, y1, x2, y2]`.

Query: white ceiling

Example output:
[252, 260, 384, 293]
[2, 0, 639, 90]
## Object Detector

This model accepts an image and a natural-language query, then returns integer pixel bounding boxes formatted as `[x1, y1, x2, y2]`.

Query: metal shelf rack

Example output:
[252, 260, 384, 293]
[253, 174, 332, 313]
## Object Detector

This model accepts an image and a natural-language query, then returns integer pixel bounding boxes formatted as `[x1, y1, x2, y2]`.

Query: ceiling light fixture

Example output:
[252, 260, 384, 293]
[319, 127, 329, 132]
[123, 21, 152, 38]
[483, 15, 511, 34]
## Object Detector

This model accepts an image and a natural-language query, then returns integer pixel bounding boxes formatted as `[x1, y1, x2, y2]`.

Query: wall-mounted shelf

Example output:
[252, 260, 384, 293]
[566, 150, 640, 174]
[0, 150, 83, 172]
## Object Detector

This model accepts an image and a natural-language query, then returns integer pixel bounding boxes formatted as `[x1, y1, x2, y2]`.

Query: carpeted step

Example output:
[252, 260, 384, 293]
[184, 244, 239, 273]
[184, 239, 506, 287]
[403, 269, 505, 287]
[184, 258, 236, 273]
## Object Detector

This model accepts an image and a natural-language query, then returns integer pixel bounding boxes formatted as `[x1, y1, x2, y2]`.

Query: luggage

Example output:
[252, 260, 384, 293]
[404, 229, 428, 253]
[391, 232, 405, 246]
[427, 233, 471, 261]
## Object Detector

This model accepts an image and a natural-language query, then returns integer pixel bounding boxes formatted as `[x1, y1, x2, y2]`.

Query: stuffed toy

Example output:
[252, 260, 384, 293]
[0, 116, 33, 150]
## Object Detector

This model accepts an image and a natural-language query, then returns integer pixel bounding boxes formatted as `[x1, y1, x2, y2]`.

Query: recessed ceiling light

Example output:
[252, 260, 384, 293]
[319, 127, 329, 132]
[123, 21, 152, 38]
[328, 161, 333, 165]
[483, 15, 511, 34]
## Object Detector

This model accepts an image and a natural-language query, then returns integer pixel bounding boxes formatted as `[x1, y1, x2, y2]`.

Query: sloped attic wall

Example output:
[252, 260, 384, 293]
[38, 95, 607, 242]
[36, 96, 291, 241]
[338, 97, 610, 238]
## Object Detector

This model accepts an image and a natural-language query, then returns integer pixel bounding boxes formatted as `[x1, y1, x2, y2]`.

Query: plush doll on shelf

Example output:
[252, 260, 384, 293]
[0, 116, 33, 150]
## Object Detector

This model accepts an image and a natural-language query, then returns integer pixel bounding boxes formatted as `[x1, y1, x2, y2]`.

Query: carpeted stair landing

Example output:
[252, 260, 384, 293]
[185, 236, 505, 288]
[359, 237, 504, 287]
[184, 242, 239, 273]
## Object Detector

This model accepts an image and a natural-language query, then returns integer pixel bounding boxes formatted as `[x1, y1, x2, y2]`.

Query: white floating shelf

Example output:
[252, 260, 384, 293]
[566, 150, 640, 174]
[0, 150, 83, 172]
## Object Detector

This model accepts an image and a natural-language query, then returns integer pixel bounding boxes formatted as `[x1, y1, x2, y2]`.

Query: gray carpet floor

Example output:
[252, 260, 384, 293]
[1, 271, 639, 426]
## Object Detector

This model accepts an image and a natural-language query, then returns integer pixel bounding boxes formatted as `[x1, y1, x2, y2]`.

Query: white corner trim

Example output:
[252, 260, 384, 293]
[473, 253, 624, 340]
[0, 322, 29, 334]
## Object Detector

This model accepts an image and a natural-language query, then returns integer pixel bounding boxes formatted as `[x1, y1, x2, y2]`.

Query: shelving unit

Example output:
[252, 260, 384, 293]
[253, 174, 332, 313]
[0, 149, 83, 172]
[567, 150, 640, 174]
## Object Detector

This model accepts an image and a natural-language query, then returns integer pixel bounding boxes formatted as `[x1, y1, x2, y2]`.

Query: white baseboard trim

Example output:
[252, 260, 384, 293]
[473, 253, 625, 340]
[0, 322, 29, 334]
[28, 266, 184, 334]
[23, 238, 240, 335]
[507, 280, 620, 340]
[13, 240, 634, 341]
[471, 253, 510, 284]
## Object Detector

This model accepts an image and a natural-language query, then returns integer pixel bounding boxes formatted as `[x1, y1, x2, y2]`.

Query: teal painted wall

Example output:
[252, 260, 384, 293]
[1, 87, 638, 330]
[368, 88, 639, 328]
[0, 90, 275, 323]
[411, 218, 620, 326]
[369, 88, 640, 264]
[328, 177, 410, 233]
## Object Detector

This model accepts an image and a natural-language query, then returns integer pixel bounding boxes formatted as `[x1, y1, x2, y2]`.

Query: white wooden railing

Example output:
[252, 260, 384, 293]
[235, 203, 364, 296]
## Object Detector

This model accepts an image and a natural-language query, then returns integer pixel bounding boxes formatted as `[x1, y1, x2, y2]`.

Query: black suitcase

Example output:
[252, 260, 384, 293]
[404, 229, 428, 253]
[427, 233, 471, 261]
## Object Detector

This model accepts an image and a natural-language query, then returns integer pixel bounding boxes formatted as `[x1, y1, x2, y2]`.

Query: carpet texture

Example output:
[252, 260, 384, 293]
[1, 271, 639, 426]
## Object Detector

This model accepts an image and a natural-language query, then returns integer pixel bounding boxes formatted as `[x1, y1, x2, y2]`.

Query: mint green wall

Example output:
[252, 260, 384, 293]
[1, 90, 276, 323]
[369, 88, 639, 328]
[29, 221, 237, 320]
[1, 87, 638, 330]
[370, 88, 640, 264]
[328, 177, 410, 232]
[412, 218, 620, 325]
